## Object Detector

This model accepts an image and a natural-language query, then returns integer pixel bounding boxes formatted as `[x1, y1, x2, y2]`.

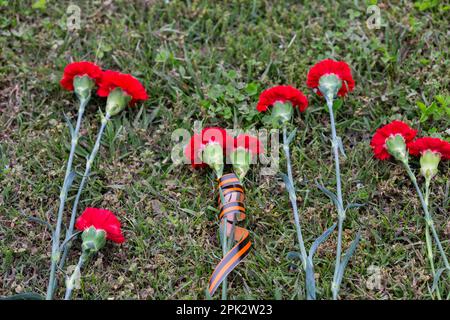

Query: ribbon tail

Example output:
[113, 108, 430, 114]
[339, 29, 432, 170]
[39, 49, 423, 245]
[208, 173, 252, 296]
[208, 230, 251, 296]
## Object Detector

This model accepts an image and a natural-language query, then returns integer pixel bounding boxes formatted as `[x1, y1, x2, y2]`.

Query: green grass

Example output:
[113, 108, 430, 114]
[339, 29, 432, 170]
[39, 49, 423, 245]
[0, 0, 449, 300]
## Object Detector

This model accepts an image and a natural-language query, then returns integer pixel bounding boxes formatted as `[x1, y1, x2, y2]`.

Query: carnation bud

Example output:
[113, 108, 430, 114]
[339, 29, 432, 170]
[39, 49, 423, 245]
[105, 87, 131, 117]
[230, 148, 253, 179]
[419, 150, 441, 180]
[386, 134, 408, 163]
[318, 74, 342, 101]
[271, 101, 293, 126]
[73, 75, 95, 101]
[81, 226, 106, 254]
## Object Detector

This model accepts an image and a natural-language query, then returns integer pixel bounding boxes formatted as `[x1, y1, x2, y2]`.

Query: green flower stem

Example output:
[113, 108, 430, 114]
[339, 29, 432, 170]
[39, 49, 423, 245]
[425, 223, 442, 299]
[332, 220, 344, 299]
[282, 125, 311, 296]
[64, 251, 90, 300]
[46, 97, 88, 300]
[424, 178, 442, 299]
[324, 97, 346, 300]
[403, 163, 450, 273]
[425, 223, 436, 273]
[58, 112, 111, 274]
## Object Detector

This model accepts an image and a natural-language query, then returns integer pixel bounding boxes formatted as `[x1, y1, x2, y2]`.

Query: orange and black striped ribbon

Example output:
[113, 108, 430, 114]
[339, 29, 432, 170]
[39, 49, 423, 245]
[208, 173, 251, 296]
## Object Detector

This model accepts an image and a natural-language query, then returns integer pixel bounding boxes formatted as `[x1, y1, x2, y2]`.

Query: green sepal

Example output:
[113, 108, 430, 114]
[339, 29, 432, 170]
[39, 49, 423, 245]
[105, 87, 131, 117]
[270, 101, 293, 127]
[81, 226, 106, 254]
[73, 75, 94, 101]
[318, 74, 342, 101]
[420, 150, 441, 180]
[230, 148, 253, 179]
[386, 134, 409, 163]
[202, 143, 224, 177]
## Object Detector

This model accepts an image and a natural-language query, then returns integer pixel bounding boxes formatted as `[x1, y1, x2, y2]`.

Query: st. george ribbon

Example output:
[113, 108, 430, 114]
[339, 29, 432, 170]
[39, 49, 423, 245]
[208, 173, 251, 296]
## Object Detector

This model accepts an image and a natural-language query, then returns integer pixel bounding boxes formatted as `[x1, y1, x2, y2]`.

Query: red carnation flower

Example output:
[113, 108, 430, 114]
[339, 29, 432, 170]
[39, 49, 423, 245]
[75, 208, 125, 243]
[370, 120, 417, 160]
[256, 85, 308, 113]
[184, 127, 232, 168]
[306, 59, 355, 97]
[97, 70, 148, 105]
[408, 137, 450, 160]
[234, 134, 264, 155]
[60, 61, 103, 91]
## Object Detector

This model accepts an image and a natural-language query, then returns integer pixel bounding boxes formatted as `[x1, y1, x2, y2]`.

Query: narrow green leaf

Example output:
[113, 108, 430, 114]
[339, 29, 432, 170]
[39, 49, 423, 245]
[316, 180, 339, 207]
[308, 223, 337, 258]
[287, 128, 297, 145]
[20, 212, 54, 235]
[63, 171, 76, 191]
[0, 292, 44, 300]
[59, 231, 81, 252]
[431, 268, 446, 292]
[345, 203, 365, 211]
[336, 231, 361, 287]
[337, 136, 346, 158]
[287, 251, 302, 260]
[63, 113, 75, 139]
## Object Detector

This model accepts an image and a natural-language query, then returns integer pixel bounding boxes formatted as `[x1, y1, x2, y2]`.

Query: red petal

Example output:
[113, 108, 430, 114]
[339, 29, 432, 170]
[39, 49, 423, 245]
[307, 59, 355, 97]
[256, 85, 308, 113]
[408, 137, 450, 160]
[97, 70, 148, 105]
[370, 120, 416, 161]
[75, 208, 125, 244]
[60, 61, 103, 91]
